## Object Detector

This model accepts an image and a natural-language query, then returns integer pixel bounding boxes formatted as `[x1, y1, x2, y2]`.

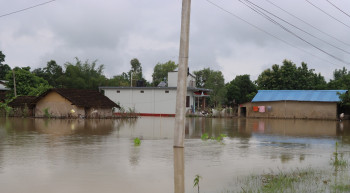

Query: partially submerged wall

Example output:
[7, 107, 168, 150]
[239, 101, 338, 120]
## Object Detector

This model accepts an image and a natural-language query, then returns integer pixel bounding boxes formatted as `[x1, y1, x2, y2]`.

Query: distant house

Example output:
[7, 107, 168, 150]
[99, 71, 211, 117]
[34, 88, 119, 118]
[8, 96, 37, 117]
[0, 80, 9, 92]
[0, 80, 9, 102]
[238, 90, 347, 120]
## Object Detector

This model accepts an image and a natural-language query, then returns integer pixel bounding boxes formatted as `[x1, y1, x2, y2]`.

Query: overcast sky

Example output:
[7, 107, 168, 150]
[1, 0, 350, 82]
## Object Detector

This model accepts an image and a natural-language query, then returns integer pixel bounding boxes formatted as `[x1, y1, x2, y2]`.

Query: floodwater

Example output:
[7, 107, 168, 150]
[0, 117, 349, 193]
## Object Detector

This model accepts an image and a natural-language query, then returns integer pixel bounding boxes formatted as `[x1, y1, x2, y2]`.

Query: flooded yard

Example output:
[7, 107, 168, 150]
[0, 117, 349, 193]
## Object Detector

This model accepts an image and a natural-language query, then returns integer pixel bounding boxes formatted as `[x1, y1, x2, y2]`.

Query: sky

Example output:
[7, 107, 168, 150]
[1, 0, 350, 83]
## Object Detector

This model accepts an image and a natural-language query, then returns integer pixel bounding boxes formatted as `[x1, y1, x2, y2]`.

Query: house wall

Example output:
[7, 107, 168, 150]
[103, 88, 195, 116]
[35, 91, 84, 118]
[35, 91, 113, 118]
[168, 71, 196, 87]
[239, 101, 338, 120]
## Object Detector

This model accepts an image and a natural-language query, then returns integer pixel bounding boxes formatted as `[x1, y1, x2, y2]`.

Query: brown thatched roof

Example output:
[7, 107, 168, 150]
[8, 96, 37, 108]
[35, 88, 119, 108]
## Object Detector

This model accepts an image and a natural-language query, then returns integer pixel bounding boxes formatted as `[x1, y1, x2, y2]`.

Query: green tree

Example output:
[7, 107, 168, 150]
[328, 67, 350, 90]
[193, 68, 227, 107]
[256, 60, 326, 90]
[5, 67, 51, 97]
[0, 51, 11, 80]
[128, 58, 148, 86]
[151, 60, 178, 86]
[106, 72, 130, 87]
[57, 57, 107, 89]
[226, 74, 257, 105]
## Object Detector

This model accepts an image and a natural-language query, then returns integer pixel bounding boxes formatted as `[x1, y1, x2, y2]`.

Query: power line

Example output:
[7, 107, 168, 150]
[204, 0, 342, 67]
[242, 0, 350, 56]
[265, 0, 350, 47]
[0, 0, 56, 18]
[239, 0, 349, 65]
[325, 0, 350, 19]
[305, 0, 350, 30]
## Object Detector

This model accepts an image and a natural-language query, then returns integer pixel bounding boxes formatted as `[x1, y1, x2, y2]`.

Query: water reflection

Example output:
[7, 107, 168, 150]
[174, 148, 184, 193]
[0, 117, 350, 193]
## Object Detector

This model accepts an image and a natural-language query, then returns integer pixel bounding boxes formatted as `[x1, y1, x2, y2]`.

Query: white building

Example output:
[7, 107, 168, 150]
[99, 71, 211, 116]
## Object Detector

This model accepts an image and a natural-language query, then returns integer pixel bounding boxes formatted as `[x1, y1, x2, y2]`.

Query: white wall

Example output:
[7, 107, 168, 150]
[103, 88, 195, 115]
[168, 71, 196, 87]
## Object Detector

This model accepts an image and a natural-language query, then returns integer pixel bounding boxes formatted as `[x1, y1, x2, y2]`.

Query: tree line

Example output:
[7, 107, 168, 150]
[1, 50, 350, 107]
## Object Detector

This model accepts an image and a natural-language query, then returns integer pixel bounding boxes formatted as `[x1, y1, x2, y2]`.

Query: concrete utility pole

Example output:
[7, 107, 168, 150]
[12, 70, 17, 97]
[174, 0, 191, 148]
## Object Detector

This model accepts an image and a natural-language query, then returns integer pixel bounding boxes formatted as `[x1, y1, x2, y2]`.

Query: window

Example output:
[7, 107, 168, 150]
[186, 96, 190, 107]
[140, 90, 144, 93]
[165, 90, 169, 93]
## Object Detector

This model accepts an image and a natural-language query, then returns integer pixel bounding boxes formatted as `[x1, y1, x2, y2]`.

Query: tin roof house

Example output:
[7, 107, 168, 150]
[238, 90, 347, 120]
[99, 71, 211, 117]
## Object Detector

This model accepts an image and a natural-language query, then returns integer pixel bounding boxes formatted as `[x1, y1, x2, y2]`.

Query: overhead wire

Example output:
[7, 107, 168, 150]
[239, 0, 349, 65]
[242, 0, 350, 55]
[325, 0, 350, 19]
[204, 0, 342, 67]
[0, 0, 56, 18]
[305, 0, 350, 30]
[265, 0, 350, 47]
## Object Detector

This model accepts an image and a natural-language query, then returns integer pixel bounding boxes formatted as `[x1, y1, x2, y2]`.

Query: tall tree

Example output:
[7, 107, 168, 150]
[193, 68, 227, 107]
[256, 60, 326, 90]
[0, 51, 11, 80]
[128, 58, 148, 86]
[328, 67, 350, 89]
[151, 60, 178, 86]
[226, 74, 257, 105]
[57, 57, 107, 89]
[5, 67, 51, 97]
[106, 72, 130, 87]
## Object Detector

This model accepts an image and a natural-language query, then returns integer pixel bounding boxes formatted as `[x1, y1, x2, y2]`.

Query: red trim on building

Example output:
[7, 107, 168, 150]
[114, 113, 175, 117]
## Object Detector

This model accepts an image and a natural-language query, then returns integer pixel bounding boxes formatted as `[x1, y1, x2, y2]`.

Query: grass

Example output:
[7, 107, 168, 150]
[233, 142, 350, 193]
[236, 167, 350, 193]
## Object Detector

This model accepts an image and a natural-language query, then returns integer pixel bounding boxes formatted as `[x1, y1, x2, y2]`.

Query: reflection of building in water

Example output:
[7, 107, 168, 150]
[247, 119, 338, 137]
[34, 119, 115, 136]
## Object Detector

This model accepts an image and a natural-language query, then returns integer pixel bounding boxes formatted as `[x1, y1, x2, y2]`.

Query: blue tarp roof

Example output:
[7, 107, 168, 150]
[252, 90, 347, 102]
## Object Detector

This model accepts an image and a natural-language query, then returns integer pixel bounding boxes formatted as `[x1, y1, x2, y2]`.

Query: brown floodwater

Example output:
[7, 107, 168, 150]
[0, 117, 349, 193]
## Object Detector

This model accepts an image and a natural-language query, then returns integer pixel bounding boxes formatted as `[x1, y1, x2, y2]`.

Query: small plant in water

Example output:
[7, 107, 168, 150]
[134, 137, 141, 146]
[331, 142, 348, 168]
[201, 133, 209, 141]
[43, 108, 51, 118]
[193, 174, 201, 193]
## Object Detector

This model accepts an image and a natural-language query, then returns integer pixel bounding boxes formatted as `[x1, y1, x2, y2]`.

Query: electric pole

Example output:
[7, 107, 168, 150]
[174, 0, 191, 148]
[12, 70, 17, 97]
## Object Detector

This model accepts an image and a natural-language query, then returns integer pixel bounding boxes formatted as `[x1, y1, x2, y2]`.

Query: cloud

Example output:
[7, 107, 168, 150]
[1, 0, 350, 83]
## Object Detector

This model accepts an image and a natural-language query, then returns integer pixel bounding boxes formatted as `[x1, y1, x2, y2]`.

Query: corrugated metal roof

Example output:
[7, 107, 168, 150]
[252, 90, 347, 102]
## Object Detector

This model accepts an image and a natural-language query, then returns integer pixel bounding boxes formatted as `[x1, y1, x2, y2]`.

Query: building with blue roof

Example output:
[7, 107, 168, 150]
[238, 90, 347, 120]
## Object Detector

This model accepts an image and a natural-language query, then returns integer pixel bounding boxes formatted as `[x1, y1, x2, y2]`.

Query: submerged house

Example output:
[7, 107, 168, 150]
[99, 71, 211, 116]
[238, 90, 347, 120]
[0, 80, 9, 102]
[8, 96, 37, 117]
[34, 88, 119, 118]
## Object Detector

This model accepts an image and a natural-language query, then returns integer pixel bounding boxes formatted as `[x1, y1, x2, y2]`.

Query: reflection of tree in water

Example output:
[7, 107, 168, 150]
[280, 154, 293, 163]
[188, 117, 252, 139]
[337, 121, 350, 144]
[129, 145, 140, 166]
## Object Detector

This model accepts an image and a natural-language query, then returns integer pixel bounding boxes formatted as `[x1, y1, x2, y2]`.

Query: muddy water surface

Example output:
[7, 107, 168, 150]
[0, 117, 349, 193]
